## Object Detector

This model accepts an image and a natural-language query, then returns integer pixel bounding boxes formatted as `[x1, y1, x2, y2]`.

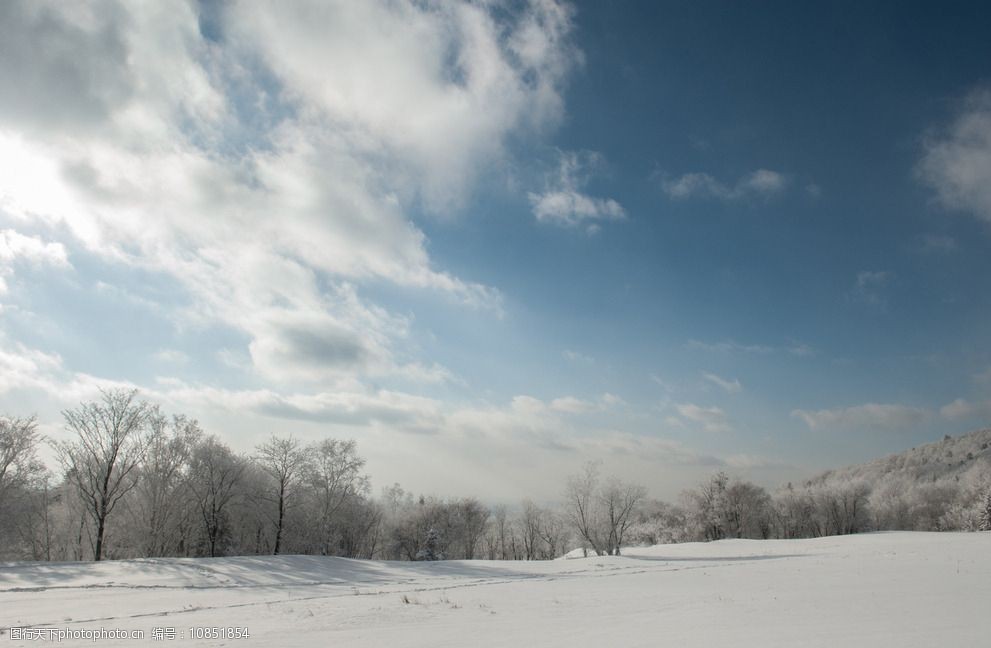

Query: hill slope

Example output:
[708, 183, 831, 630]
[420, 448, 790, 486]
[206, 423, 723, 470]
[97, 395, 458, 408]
[812, 427, 991, 485]
[802, 428, 991, 531]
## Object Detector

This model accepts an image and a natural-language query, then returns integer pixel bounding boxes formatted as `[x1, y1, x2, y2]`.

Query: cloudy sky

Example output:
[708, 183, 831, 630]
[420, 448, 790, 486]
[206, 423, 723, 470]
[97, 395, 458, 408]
[1, 0, 990, 501]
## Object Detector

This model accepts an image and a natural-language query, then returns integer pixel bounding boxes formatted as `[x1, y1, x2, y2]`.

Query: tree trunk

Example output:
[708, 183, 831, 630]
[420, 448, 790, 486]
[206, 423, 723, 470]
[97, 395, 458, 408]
[94, 516, 106, 561]
[273, 485, 285, 555]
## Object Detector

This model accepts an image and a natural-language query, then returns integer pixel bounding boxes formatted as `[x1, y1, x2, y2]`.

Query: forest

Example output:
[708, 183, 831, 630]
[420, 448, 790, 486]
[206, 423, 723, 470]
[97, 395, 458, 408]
[1, 389, 989, 563]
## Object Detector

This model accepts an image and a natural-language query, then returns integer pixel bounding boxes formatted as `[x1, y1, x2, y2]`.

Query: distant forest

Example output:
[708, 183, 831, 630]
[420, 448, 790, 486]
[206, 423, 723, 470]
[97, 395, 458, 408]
[1, 389, 989, 562]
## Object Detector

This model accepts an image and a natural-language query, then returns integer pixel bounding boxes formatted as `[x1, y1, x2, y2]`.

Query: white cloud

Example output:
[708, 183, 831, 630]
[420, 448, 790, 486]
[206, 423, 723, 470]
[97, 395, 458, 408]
[0, 338, 707, 469]
[153, 349, 189, 364]
[0, 337, 445, 432]
[939, 398, 991, 421]
[674, 402, 732, 433]
[0, 229, 69, 267]
[0, 341, 65, 395]
[157, 382, 634, 449]
[574, 431, 722, 465]
[549, 395, 595, 413]
[685, 339, 764, 355]
[0, 0, 578, 385]
[0, 4, 820, 500]
[393, 362, 459, 386]
[0, 336, 134, 404]
[791, 403, 930, 430]
[702, 372, 742, 394]
[661, 168, 788, 201]
[159, 379, 446, 430]
[600, 392, 624, 407]
[649, 373, 674, 391]
[548, 393, 622, 414]
[0, 229, 70, 294]
[918, 88, 991, 223]
[528, 150, 626, 230]
[974, 366, 991, 385]
[740, 168, 788, 194]
[686, 339, 773, 354]
[229, 1, 578, 213]
[724, 454, 788, 469]
[687, 339, 817, 358]
[850, 270, 893, 306]
[563, 349, 594, 364]
[786, 342, 817, 357]
[1, 333, 786, 500]
[919, 234, 957, 254]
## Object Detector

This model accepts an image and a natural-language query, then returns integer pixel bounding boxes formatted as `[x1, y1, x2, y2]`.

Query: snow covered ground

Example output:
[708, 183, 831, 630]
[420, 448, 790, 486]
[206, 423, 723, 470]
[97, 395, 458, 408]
[1, 532, 988, 647]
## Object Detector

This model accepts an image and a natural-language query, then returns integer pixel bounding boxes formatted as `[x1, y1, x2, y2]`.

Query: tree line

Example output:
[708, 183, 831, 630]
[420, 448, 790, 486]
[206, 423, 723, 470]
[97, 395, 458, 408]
[1, 389, 989, 562]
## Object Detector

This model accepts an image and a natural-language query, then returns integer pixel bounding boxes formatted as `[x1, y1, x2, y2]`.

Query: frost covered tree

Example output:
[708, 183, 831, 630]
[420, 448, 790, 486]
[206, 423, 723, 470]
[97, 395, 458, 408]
[453, 497, 489, 559]
[815, 480, 872, 535]
[625, 500, 691, 546]
[305, 438, 370, 555]
[723, 480, 773, 539]
[774, 483, 820, 538]
[55, 389, 151, 561]
[564, 461, 646, 555]
[188, 436, 245, 557]
[564, 461, 607, 555]
[601, 477, 647, 555]
[480, 504, 517, 560]
[682, 474, 774, 541]
[0, 415, 45, 512]
[980, 489, 991, 532]
[254, 434, 308, 554]
[685, 472, 730, 541]
[335, 495, 382, 559]
[129, 412, 201, 557]
[0, 415, 49, 560]
[519, 498, 544, 560]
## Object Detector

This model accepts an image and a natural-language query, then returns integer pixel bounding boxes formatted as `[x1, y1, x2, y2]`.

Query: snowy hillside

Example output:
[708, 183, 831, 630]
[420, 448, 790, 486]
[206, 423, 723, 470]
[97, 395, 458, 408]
[811, 427, 991, 485]
[2, 532, 989, 647]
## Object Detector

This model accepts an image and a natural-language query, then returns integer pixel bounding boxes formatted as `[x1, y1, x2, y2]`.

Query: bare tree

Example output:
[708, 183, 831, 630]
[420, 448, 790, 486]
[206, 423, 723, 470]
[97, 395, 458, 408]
[254, 434, 309, 554]
[55, 389, 151, 561]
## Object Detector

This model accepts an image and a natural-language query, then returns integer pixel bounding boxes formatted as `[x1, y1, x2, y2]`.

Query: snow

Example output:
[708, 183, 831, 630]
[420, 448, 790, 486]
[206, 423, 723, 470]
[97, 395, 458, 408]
[2, 532, 989, 646]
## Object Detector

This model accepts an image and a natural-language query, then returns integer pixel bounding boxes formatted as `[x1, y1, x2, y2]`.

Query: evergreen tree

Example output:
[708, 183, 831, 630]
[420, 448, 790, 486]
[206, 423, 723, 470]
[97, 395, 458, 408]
[416, 527, 443, 561]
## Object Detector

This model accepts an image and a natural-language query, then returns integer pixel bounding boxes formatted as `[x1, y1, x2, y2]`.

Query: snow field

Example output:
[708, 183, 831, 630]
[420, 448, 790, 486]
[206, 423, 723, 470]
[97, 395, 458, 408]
[1, 532, 988, 647]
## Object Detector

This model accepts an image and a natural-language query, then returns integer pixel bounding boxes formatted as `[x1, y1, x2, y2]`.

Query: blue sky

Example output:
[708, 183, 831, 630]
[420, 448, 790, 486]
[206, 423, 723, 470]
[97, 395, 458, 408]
[1, 0, 990, 501]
